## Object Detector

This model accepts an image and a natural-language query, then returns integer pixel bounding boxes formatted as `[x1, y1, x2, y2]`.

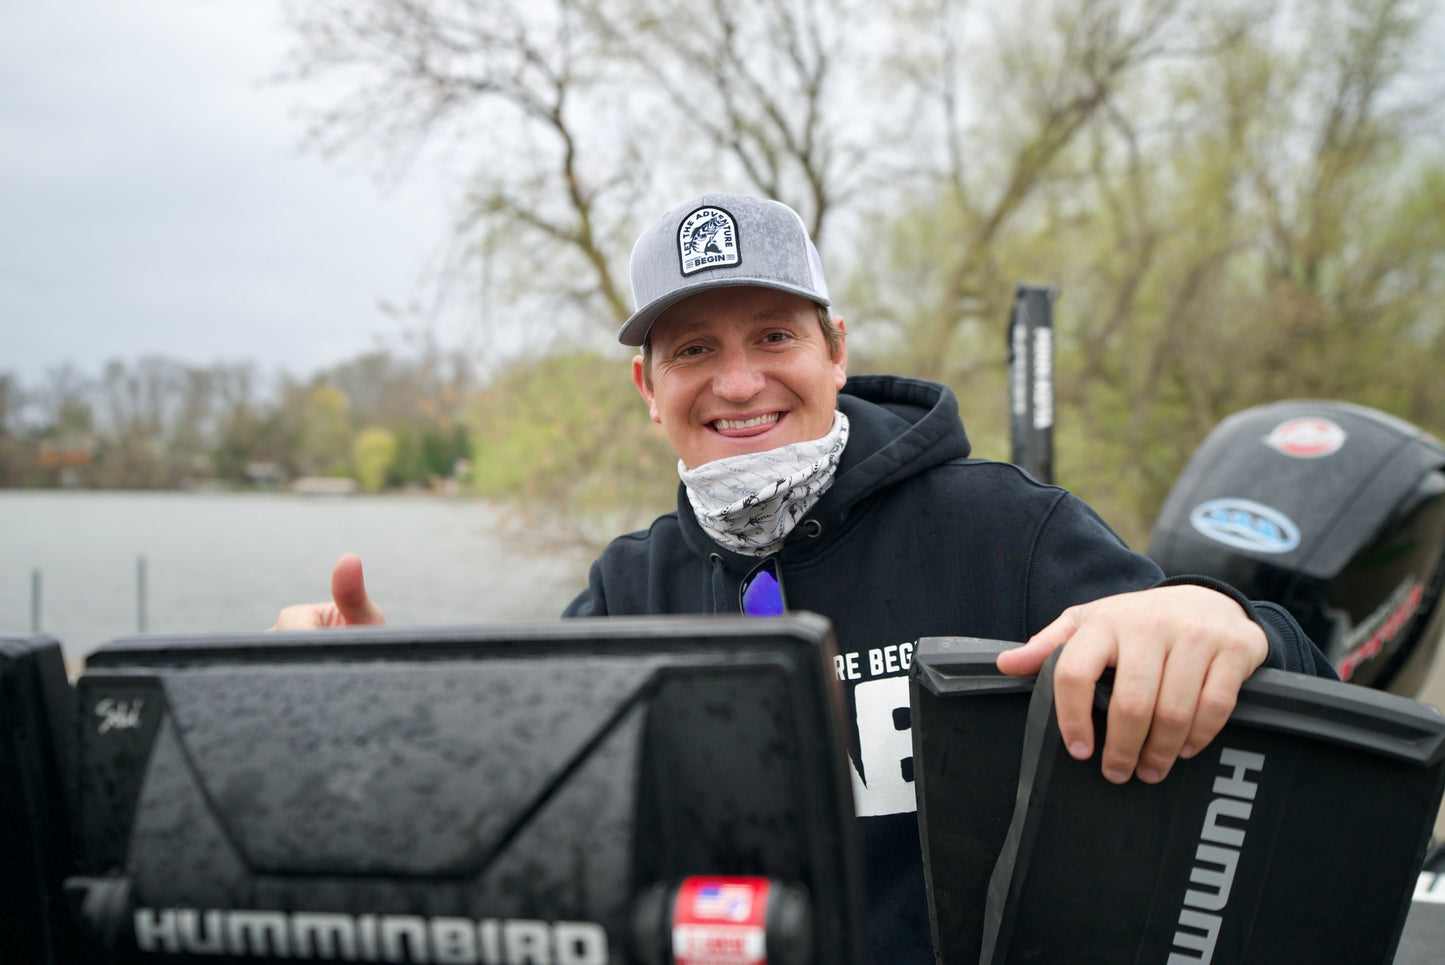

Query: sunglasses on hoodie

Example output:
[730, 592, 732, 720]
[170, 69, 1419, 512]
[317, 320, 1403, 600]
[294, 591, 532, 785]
[740, 557, 786, 617]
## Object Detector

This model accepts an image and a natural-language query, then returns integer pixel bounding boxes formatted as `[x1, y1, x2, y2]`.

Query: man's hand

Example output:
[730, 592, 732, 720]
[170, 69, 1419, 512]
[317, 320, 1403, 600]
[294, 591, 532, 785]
[271, 553, 387, 630]
[996, 584, 1268, 785]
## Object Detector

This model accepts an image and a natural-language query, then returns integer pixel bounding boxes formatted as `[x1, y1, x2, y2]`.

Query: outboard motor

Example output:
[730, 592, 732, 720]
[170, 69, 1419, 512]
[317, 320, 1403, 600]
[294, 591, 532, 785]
[1149, 401, 1445, 694]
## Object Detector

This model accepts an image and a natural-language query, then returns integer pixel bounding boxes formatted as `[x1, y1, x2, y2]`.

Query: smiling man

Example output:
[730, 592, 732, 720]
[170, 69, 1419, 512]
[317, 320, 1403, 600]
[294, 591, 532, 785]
[561, 193, 1334, 961]
[277, 192, 1335, 962]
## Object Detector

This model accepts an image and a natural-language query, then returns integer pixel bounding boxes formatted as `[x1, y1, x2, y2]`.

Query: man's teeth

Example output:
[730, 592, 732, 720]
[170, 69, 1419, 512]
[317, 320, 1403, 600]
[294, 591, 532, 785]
[713, 414, 779, 431]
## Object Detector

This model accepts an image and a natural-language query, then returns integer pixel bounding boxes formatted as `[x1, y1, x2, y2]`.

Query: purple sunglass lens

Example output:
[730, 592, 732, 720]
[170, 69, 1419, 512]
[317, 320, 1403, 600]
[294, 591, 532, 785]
[741, 569, 785, 617]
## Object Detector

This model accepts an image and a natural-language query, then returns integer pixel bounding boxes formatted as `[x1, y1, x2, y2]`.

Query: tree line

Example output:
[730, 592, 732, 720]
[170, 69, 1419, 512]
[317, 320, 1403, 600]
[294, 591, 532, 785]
[0, 349, 475, 494]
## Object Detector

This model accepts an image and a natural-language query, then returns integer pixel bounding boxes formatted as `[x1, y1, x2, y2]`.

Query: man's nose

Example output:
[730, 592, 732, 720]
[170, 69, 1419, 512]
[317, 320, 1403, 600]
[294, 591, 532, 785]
[712, 347, 766, 400]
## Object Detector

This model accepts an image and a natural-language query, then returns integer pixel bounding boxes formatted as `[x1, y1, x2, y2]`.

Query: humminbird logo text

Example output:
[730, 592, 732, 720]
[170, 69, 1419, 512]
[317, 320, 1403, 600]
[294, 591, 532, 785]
[134, 908, 609, 964]
[1168, 748, 1266, 964]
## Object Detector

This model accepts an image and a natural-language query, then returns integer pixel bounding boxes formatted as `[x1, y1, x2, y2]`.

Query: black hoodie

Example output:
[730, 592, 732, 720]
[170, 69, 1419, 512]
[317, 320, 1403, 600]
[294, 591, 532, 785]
[564, 374, 1333, 962]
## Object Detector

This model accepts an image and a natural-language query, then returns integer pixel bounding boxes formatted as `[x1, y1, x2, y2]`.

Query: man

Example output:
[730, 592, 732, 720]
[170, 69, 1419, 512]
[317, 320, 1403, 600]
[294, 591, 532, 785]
[276, 192, 1335, 961]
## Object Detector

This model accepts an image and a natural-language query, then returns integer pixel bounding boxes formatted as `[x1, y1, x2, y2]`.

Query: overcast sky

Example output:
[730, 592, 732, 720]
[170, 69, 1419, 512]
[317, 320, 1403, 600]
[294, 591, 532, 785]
[0, 0, 463, 388]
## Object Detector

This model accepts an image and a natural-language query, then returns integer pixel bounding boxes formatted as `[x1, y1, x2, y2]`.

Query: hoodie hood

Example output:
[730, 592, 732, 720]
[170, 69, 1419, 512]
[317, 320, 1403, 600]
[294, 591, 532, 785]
[830, 375, 972, 504]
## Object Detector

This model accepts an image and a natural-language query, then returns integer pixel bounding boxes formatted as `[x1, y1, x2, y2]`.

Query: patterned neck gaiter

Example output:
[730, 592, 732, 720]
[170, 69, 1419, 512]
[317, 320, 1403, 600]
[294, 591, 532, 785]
[680, 411, 850, 557]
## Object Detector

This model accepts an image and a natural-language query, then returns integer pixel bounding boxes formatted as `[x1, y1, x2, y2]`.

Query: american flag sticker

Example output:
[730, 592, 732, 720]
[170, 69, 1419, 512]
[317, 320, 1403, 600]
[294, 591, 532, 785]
[693, 883, 755, 922]
[672, 877, 772, 965]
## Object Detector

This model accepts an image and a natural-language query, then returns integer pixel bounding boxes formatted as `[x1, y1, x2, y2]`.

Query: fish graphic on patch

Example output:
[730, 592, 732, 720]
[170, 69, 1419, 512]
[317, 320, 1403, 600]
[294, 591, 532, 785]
[687, 213, 728, 256]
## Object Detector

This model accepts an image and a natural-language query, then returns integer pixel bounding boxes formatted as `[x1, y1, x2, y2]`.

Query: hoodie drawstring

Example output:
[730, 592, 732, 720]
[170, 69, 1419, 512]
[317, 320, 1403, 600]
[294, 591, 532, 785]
[708, 553, 730, 613]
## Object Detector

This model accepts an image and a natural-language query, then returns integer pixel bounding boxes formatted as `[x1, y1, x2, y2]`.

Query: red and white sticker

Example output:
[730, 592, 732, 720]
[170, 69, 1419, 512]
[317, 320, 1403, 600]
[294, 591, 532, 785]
[1336, 578, 1424, 681]
[1265, 417, 1347, 458]
[672, 877, 770, 965]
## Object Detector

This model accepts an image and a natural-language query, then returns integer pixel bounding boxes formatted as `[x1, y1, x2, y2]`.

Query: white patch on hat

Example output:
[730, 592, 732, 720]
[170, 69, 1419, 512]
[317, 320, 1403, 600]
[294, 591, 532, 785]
[678, 206, 740, 275]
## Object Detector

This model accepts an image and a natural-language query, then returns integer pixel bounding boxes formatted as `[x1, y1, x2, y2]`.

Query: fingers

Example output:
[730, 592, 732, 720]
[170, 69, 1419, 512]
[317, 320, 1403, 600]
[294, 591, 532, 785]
[1129, 640, 1207, 783]
[995, 608, 1078, 677]
[1075, 625, 1163, 783]
[1144, 601, 1265, 775]
[1003, 586, 1269, 786]
[270, 554, 386, 631]
[1177, 648, 1252, 760]
[270, 602, 342, 631]
[998, 603, 1106, 763]
[330, 553, 386, 625]
[1047, 614, 1116, 771]
[998, 606, 1107, 765]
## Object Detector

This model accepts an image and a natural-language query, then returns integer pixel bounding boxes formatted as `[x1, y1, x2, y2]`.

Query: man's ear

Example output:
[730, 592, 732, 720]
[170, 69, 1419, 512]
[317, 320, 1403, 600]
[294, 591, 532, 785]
[832, 317, 848, 390]
[631, 355, 661, 424]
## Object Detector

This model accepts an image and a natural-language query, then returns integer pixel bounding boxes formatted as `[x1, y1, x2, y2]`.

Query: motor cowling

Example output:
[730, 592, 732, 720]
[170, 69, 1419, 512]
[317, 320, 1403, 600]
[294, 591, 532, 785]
[1149, 400, 1445, 694]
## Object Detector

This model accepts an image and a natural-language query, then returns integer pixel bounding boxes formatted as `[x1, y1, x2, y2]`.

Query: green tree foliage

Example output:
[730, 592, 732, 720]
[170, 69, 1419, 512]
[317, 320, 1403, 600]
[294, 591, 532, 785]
[390, 425, 426, 488]
[848, 0, 1444, 544]
[211, 364, 295, 485]
[353, 427, 400, 493]
[467, 351, 677, 524]
[421, 425, 472, 480]
[292, 382, 353, 478]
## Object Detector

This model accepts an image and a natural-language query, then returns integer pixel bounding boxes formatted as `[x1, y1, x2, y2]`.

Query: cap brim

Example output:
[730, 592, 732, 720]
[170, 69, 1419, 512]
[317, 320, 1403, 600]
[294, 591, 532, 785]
[616, 278, 831, 347]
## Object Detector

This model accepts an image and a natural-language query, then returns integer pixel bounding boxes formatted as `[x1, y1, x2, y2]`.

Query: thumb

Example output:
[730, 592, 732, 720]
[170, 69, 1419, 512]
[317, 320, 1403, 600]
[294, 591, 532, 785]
[330, 553, 386, 625]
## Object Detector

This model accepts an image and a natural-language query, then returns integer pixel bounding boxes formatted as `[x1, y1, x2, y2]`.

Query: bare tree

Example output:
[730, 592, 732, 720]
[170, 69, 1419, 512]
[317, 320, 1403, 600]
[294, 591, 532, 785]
[582, 0, 892, 241]
[282, 0, 894, 341]
[842, 0, 1443, 545]
[284, 0, 644, 330]
[848, 0, 1212, 383]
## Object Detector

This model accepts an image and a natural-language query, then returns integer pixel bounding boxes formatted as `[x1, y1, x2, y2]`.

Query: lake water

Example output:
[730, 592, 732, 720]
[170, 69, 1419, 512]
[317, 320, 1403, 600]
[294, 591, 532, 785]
[0, 491, 598, 664]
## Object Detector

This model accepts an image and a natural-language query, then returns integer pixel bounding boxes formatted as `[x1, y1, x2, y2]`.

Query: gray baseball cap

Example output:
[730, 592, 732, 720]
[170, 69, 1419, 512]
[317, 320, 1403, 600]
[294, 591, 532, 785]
[617, 193, 830, 346]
